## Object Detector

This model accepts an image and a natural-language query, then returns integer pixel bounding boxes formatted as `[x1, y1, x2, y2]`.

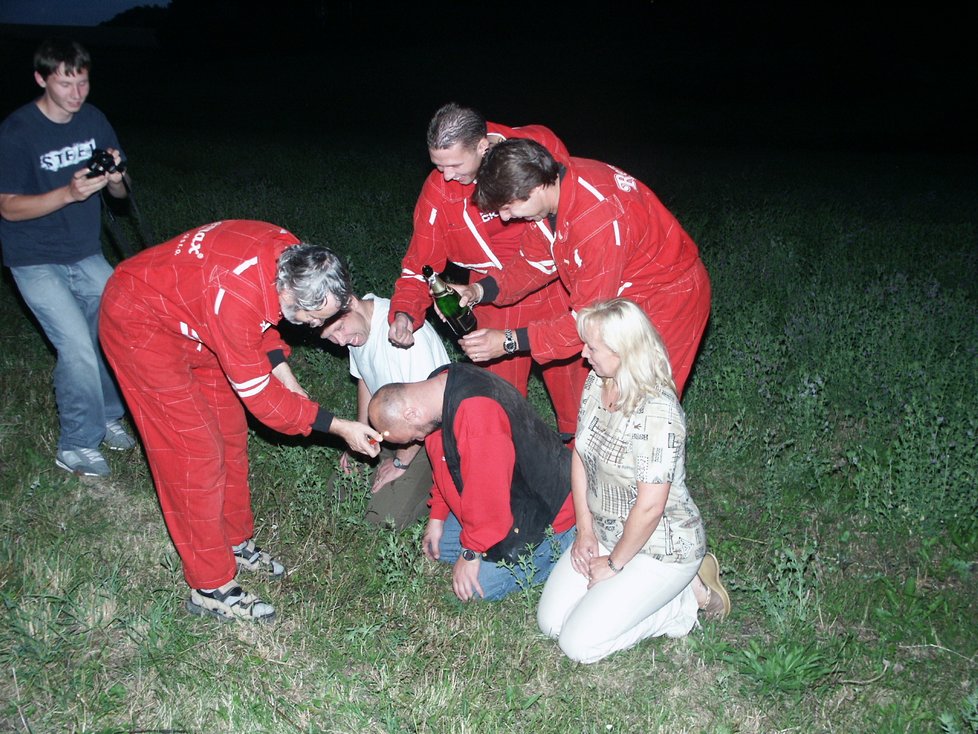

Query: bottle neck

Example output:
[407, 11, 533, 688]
[427, 275, 450, 297]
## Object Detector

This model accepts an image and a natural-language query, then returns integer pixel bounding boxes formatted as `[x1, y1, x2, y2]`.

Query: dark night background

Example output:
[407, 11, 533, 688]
[0, 1, 975, 161]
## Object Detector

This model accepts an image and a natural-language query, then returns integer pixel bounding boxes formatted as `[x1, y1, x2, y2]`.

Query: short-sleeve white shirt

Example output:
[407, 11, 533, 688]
[349, 294, 451, 393]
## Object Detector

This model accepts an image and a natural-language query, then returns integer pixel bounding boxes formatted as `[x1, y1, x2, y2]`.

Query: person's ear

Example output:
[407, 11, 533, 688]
[34, 71, 47, 89]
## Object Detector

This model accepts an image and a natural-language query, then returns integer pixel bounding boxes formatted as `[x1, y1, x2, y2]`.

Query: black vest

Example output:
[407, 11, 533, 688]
[437, 363, 572, 563]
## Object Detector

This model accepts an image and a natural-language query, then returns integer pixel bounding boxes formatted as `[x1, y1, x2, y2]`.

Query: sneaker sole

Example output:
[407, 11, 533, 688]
[185, 598, 276, 623]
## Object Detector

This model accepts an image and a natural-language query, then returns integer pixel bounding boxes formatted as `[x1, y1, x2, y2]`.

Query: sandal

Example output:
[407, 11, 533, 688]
[233, 538, 286, 578]
[186, 583, 275, 623]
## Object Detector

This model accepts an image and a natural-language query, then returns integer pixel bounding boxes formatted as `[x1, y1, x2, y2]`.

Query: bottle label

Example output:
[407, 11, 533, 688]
[448, 309, 477, 337]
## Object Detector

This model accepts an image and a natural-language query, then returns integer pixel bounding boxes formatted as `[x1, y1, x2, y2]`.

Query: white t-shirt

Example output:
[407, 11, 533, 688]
[349, 294, 451, 393]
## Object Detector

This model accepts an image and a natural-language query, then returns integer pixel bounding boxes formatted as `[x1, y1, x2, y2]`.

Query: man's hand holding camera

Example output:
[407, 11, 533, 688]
[69, 147, 127, 203]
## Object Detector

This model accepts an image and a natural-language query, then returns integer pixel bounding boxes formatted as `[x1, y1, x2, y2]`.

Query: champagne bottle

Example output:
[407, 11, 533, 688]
[422, 265, 477, 337]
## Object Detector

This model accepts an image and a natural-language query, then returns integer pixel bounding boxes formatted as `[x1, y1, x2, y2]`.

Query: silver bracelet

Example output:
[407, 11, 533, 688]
[608, 556, 623, 573]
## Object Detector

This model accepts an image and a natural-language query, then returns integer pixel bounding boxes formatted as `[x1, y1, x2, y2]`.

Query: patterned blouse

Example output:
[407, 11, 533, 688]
[575, 372, 706, 562]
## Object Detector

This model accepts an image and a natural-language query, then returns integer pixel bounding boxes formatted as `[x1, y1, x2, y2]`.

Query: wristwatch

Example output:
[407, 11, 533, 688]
[502, 329, 518, 355]
[461, 548, 480, 562]
[392, 456, 410, 470]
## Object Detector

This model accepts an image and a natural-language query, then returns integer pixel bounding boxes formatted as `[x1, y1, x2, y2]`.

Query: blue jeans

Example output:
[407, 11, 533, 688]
[438, 512, 576, 601]
[11, 254, 125, 450]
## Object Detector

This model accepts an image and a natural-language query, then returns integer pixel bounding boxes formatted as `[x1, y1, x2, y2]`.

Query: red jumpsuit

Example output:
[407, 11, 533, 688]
[487, 158, 711, 397]
[425, 397, 576, 554]
[390, 122, 589, 435]
[99, 221, 330, 589]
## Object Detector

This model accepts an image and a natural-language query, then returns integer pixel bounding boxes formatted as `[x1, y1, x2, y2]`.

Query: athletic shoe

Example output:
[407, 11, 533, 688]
[186, 583, 275, 623]
[56, 447, 110, 477]
[103, 419, 136, 451]
[233, 539, 286, 578]
[697, 552, 731, 620]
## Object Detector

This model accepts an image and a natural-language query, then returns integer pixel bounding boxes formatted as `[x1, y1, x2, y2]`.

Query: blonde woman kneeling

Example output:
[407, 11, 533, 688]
[537, 298, 730, 664]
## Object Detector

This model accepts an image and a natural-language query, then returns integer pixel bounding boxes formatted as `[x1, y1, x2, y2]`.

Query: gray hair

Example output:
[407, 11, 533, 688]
[426, 102, 487, 151]
[275, 244, 352, 312]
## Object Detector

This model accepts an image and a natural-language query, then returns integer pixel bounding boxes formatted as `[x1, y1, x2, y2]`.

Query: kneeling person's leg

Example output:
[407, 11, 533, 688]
[476, 528, 577, 602]
[366, 449, 433, 530]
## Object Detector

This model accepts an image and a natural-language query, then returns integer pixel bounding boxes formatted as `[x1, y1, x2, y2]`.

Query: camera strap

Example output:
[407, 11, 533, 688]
[100, 173, 156, 260]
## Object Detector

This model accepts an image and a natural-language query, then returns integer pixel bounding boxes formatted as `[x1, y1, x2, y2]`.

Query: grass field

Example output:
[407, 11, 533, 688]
[1, 29, 977, 734]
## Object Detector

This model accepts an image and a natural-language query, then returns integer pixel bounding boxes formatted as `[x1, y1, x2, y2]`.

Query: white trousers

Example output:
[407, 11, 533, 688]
[537, 543, 701, 664]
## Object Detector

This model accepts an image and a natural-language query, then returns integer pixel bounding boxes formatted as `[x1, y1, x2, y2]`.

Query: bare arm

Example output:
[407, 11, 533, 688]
[0, 171, 96, 221]
[355, 378, 371, 424]
[569, 450, 599, 577]
[586, 480, 668, 586]
[271, 361, 309, 398]
[0, 147, 127, 222]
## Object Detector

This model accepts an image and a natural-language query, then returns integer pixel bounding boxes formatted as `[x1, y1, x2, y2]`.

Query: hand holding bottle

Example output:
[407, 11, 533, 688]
[422, 265, 477, 338]
[459, 328, 508, 363]
[453, 282, 484, 308]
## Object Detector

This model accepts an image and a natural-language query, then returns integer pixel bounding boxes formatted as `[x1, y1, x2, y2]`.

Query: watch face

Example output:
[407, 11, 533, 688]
[461, 549, 478, 561]
[503, 330, 517, 354]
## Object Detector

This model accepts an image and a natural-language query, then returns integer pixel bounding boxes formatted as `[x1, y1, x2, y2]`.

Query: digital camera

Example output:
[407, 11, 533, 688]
[85, 148, 126, 178]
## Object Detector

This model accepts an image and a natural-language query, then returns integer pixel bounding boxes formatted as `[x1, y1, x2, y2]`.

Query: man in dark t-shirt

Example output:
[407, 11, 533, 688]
[0, 38, 135, 477]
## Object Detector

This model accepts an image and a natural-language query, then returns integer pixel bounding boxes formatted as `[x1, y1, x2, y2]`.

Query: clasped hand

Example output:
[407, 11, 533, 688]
[570, 534, 614, 588]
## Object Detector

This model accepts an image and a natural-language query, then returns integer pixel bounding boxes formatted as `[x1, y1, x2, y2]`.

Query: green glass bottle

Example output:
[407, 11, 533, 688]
[422, 265, 477, 337]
